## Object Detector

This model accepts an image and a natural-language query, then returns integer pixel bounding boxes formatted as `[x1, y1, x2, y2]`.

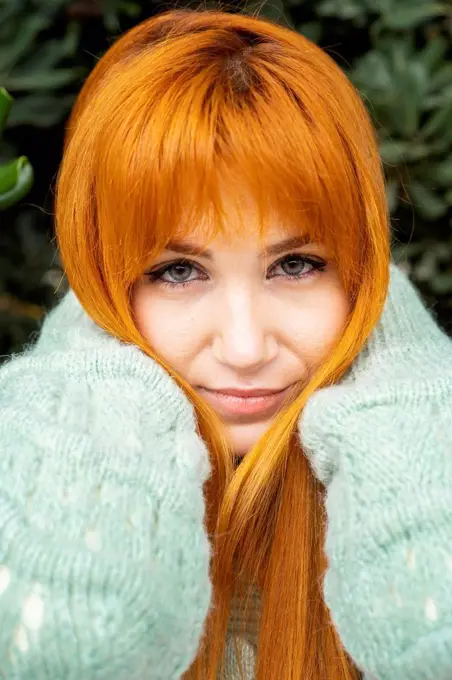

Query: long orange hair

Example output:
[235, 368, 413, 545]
[54, 8, 390, 679]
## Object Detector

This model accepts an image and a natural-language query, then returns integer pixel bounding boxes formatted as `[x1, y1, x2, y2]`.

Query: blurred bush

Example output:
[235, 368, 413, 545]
[1, 0, 451, 360]
[0, 88, 34, 210]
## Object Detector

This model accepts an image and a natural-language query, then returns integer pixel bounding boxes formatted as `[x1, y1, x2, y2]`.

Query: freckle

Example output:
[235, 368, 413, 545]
[425, 597, 438, 622]
[14, 625, 29, 652]
[0, 566, 11, 595]
[406, 548, 416, 570]
[22, 593, 45, 631]
[85, 528, 101, 552]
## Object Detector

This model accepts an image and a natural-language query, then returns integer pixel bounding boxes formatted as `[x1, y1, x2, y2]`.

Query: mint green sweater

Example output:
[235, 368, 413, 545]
[0, 263, 451, 679]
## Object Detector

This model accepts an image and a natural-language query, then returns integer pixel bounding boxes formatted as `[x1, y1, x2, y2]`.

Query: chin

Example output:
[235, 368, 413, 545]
[226, 419, 274, 459]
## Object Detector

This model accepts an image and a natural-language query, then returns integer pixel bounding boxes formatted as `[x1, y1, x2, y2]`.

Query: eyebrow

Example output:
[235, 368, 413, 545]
[165, 235, 314, 260]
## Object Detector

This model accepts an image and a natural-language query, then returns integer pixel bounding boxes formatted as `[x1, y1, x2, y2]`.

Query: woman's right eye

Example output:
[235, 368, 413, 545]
[144, 260, 207, 288]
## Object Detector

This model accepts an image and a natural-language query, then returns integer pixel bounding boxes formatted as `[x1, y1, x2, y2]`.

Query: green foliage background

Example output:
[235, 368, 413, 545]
[1, 0, 451, 359]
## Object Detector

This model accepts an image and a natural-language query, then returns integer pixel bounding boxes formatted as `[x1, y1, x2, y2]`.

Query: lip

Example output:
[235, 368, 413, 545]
[197, 384, 295, 420]
[206, 387, 287, 397]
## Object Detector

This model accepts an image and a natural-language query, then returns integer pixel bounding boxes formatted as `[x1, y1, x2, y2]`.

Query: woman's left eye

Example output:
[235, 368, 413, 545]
[267, 254, 327, 280]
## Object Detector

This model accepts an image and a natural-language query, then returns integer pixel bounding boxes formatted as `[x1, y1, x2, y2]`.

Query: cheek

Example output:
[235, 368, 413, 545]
[286, 288, 349, 366]
[131, 289, 198, 372]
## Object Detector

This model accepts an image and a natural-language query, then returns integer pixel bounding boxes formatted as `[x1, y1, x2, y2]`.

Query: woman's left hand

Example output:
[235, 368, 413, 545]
[298, 263, 452, 680]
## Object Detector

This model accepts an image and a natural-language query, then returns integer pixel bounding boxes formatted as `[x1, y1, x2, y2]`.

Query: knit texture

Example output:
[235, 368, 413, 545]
[0, 289, 213, 679]
[299, 263, 452, 680]
[219, 581, 260, 679]
[0, 262, 451, 679]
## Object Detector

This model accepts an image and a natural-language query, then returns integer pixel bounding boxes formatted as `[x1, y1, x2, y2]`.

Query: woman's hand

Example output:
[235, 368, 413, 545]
[0, 289, 212, 680]
[298, 264, 452, 680]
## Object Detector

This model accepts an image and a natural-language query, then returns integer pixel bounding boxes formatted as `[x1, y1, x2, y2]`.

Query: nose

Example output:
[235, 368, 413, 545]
[212, 289, 278, 373]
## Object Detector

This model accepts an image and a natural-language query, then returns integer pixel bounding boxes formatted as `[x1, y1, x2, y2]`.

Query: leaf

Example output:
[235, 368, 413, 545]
[419, 35, 449, 72]
[0, 87, 13, 138]
[379, 139, 411, 164]
[422, 84, 452, 110]
[5, 67, 87, 92]
[393, 62, 427, 136]
[0, 158, 21, 192]
[0, 2, 20, 26]
[5, 93, 77, 128]
[15, 23, 81, 73]
[381, 3, 447, 29]
[0, 157, 34, 211]
[249, 0, 293, 27]
[430, 64, 452, 91]
[407, 180, 449, 220]
[316, 0, 368, 20]
[297, 22, 323, 42]
[431, 273, 452, 294]
[117, 1, 142, 18]
[59, 21, 82, 59]
[402, 143, 433, 162]
[421, 103, 452, 139]
[0, 14, 51, 73]
[392, 242, 427, 261]
[428, 159, 452, 187]
[352, 51, 393, 92]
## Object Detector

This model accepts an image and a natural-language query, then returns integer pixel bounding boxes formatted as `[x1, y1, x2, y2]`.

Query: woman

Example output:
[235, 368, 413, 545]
[0, 8, 451, 680]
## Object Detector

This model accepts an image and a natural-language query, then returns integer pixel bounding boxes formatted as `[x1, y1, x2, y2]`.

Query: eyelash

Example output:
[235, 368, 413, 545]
[144, 254, 327, 290]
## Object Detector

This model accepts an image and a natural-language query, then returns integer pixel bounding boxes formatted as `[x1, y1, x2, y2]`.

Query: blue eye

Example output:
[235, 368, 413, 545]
[144, 253, 327, 289]
[267, 254, 326, 280]
[145, 260, 206, 288]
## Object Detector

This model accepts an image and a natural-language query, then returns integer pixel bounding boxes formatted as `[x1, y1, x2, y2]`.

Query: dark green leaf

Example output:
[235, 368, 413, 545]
[297, 22, 323, 42]
[6, 67, 87, 92]
[5, 93, 77, 128]
[421, 104, 452, 139]
[0, 14, 51, 72]
[0, 87, 13, 138]
[316, 0, 367, 20]
[381, 3, 447, 30]
[430, 64, 452, 91]
[419, 35, 449, 72]
[0, 158, 21, 192]
[402, 143, 433, 162]
[0, 158, 34, 211]
[117, 1, 142, 17]
[431, 273, 452, 294]
[15, 23, 81, 73]
[428, 160, 452, 187]
[379, 139, 411, 164]
[407, 180, 449, 220]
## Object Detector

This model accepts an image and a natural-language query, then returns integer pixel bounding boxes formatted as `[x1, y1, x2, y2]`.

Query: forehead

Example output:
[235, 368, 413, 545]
[173, 181, 314, 250]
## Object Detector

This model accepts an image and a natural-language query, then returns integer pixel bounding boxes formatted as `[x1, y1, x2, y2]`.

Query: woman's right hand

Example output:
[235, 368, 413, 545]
[0, 289, 212, 680]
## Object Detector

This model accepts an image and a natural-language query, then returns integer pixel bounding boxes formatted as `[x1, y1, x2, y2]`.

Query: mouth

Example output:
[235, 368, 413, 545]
[196, 384, 295, 420]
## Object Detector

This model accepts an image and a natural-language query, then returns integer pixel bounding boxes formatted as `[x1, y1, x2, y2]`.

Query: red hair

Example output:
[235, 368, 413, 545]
[54, 8, 390, 679]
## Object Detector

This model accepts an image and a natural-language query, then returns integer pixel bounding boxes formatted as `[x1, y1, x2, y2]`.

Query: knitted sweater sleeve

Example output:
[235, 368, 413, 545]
[299, 265, 452, 680]
[0, 290, 213, 680]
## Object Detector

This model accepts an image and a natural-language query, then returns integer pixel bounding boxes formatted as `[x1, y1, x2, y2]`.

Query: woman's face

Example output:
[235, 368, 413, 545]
[132, 207, 349, 457]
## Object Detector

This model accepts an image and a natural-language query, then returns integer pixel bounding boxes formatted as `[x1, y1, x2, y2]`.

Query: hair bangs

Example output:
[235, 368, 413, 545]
[76, 23, 376, 295]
